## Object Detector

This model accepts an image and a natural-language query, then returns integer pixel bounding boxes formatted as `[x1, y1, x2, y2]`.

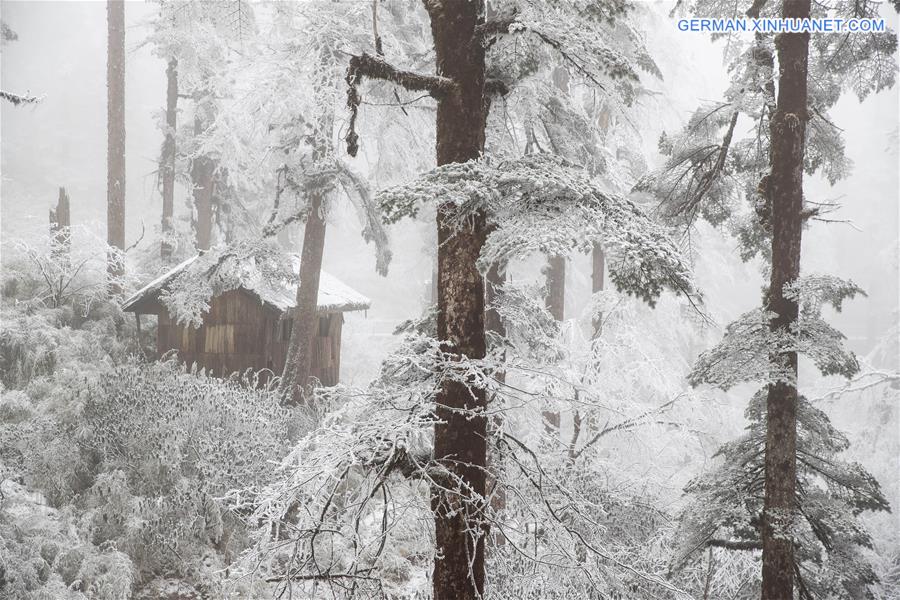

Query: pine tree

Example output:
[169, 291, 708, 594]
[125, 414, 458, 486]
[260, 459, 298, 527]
[160, 57, 178, 261]
[106, 0, 126, 292]
[344, 3, 693, 596]
[760, 1, 810, 593]
[646, 2, 899, 595]
[148, 1, 257, 258]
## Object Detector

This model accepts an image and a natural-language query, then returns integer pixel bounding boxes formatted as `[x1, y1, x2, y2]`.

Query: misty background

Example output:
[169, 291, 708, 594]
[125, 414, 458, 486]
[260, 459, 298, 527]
[1, 1, 898, 597]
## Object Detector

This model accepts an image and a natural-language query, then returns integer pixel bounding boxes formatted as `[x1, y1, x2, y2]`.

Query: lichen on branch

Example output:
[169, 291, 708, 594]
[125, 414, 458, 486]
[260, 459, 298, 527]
[344, 53, 456, 157]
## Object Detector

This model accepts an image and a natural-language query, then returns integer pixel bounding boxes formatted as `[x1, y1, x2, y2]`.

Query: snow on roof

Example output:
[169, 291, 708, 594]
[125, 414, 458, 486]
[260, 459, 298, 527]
[122, 254, 370, 314]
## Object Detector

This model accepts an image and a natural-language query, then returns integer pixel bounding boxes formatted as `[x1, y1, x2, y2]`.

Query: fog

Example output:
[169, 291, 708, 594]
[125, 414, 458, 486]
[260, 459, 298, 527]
[1, 1, 897, 598]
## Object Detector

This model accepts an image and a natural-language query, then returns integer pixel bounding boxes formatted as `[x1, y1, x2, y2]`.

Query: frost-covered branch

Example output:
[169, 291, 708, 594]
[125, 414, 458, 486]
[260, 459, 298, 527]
[690, 276, 864, 390]
[475, 2, 646, 89]
[378, 154, 697, 307]
[240, 290, 703, 597]
[335, 160, 392, 276]
[675, 391, 888, 595]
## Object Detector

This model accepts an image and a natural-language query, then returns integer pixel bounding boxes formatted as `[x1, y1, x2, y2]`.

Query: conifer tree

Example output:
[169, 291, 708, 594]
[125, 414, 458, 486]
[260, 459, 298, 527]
[107, 0, 126, 292]
[643, 1, 898, 597]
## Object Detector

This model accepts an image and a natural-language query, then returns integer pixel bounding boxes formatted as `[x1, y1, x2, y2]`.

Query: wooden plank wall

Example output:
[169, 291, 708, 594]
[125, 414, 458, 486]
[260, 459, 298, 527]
[157, 288, 345, 386]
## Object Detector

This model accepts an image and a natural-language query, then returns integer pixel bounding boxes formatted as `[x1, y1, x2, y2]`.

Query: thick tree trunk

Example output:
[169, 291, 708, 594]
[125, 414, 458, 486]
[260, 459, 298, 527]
[106, 0, 125, 293]
[280, 193, 327, 406]
[426, 2, 489, 598]
[591, 242, 605, 338]
[761, 1, 810, 597]
[161, 57, 178, 261]
[191, 112, 214, 251]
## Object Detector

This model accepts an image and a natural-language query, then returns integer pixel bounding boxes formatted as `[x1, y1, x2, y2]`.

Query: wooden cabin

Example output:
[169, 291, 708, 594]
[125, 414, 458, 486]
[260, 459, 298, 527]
[122, 255, 370, 386]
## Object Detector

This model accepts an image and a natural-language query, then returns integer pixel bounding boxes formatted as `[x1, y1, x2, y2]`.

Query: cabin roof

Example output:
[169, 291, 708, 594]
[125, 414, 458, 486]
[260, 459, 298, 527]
[122, 254, 371, 315]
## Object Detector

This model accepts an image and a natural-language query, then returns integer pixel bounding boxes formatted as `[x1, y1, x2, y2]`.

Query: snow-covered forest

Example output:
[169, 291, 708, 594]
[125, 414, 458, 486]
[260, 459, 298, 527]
[1, 1, 898, 598]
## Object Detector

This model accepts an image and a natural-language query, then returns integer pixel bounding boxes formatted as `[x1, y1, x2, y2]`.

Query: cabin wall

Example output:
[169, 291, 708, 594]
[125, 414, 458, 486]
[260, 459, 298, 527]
[156, 289, 345, 386]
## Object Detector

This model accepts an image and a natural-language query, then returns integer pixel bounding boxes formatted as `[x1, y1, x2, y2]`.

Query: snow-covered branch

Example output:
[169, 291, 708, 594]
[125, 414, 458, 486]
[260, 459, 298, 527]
[378, 154, 697, 307]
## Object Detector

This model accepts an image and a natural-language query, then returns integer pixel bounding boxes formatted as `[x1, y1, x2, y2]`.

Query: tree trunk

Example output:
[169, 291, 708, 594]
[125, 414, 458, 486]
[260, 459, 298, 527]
[540, 64, 571, 435]
[191, 111, 214, 251]
[50, 186, 71, 266]
[543, 254, 564, 432]
[544, 255, 565, 324]
[161, 57, 178, 261]
[106, 0, 125, 293]
[761, 1, 810, 597]
[280, 193, 327, 406]
[279, 50, 336, 407]
[427, 2, 489, 598]
[591, 242, 605, 338]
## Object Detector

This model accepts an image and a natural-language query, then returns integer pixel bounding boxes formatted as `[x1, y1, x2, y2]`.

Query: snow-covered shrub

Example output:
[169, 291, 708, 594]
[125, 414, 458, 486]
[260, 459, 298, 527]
[5, 360, 294, 595]
[0, 229, 136, 313]
[0, 291, 146, 393]
[0, 478, 136, 600]
[0, 312, 61, 389]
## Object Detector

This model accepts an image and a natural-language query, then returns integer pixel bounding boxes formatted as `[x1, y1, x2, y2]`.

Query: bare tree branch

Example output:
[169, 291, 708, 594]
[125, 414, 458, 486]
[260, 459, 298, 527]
[708, 538, 763, 551]
[475, 15, 520, 46]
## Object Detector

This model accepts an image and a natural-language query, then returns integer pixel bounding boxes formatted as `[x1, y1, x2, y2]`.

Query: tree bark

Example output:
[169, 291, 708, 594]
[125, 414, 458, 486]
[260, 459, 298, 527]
[161, 57, 178, 261]
[426, 2, 489, 598]
[761, 1, 810, 598]
[280, 192, 327, 406]
[191, 110, 214, 251]
[106, 0, 125, 293]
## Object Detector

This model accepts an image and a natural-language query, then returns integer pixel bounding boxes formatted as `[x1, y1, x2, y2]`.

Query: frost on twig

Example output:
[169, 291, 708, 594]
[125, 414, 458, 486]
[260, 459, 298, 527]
[477, 0, 658, 91]
[783, 274, 865, 313]
[241, 292, 700, 597]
